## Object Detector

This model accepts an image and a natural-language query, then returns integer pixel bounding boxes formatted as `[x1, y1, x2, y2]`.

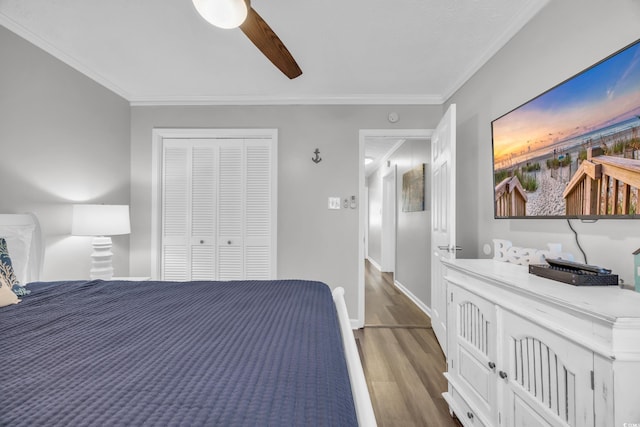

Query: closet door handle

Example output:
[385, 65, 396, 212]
[499, 371, 508, 380]
[488, 361, 496, 371]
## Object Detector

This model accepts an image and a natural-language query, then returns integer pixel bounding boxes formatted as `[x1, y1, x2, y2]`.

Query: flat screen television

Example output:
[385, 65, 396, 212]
[491, 38, 640, 219]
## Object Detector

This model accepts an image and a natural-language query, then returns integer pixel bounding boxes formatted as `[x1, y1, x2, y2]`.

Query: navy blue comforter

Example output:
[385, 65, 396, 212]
[0, 279, 357, 426]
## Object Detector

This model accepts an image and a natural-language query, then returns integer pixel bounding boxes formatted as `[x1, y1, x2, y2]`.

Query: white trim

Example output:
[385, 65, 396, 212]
[366, 256, 382, 273]
[365, 138, 405, 178]
[359, 129, 433, 329]
[441, 0, 550, 101]
[332, 287, 377, 427]
[1, 1, 547, 106]
[151, 128, 278, 280]
[131, 94, 443, 106]
[0, 14, 131, 100]
[393, 279, 432, 320]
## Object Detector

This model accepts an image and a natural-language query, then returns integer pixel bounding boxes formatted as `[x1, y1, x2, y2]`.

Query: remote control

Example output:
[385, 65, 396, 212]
[545, 258, 611, 275]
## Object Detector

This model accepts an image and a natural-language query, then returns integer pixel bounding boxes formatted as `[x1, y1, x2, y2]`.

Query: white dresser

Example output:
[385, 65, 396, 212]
[441, 258, 640, 427]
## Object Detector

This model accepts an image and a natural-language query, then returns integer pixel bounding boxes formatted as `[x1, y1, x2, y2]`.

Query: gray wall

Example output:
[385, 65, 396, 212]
[447, 0, 640, 284]
[368, 139, 431, 307]
[394, 140, 431, 306]
[129, 105, 442, 319]
[0, 26, 131, 280]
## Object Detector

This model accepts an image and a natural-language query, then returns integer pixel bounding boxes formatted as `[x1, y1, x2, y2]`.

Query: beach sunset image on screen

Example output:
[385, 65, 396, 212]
[492, 39, 640, 218]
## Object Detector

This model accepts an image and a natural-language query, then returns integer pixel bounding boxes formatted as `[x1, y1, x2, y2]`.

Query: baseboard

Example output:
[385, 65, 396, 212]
[393, 279, 432, 319]
[366, 257, 382, 272]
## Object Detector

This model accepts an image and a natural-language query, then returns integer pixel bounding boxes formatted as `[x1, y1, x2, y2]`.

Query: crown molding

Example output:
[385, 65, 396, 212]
[0, 13, 131, 100]
[129, 93, 444, 106]
[442, 0, 550, 101]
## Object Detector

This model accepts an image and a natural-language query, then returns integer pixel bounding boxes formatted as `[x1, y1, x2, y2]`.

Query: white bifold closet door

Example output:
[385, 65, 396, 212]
[161, 138, 274, 281]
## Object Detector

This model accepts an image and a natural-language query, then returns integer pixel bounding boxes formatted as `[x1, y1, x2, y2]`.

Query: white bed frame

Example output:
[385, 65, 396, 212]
[0, 213, 377, 426]
[333, 287, 377, 426]
[0, 213, 44, 284]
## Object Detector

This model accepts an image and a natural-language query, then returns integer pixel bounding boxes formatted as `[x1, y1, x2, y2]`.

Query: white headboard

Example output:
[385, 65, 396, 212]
[0, 213, 44, 284]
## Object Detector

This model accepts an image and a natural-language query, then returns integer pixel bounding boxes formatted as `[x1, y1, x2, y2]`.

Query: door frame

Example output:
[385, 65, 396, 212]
[150, 128, 278, 280]
[358, 129, 432, 328]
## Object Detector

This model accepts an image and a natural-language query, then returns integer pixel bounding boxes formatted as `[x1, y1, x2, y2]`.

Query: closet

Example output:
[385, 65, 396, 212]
[154, 131, 277, 281]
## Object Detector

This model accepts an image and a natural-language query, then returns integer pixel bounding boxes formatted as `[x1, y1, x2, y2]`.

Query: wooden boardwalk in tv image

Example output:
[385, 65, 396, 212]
[495, 143, 640, 217]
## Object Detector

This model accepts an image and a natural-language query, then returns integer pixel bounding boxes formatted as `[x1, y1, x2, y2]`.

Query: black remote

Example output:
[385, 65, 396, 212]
[545, 258, 611, 275]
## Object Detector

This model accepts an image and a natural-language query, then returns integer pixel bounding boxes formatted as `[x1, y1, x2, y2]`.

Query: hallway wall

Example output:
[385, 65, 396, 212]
[367, 138, 431, 309]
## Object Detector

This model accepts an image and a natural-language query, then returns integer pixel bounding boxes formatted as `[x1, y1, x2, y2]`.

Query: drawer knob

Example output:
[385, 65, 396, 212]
[467, 411, 474, 419]
[499, 370, 508, 379]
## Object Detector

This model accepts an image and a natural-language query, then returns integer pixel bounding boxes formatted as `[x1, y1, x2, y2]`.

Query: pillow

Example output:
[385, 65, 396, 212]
[0, 275, 20, 307]
[0, 237, 31, 296]
[0, 224, 34, 284]
[0, 237, 19, 286]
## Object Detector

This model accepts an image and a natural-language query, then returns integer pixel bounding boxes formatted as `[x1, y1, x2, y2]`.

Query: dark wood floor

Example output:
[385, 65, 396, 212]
[355, 261, 461, 427]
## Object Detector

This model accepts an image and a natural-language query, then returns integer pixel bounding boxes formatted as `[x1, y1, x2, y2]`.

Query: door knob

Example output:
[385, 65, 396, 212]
[499, 371, 508, 379]
[488, 361, 496, 370]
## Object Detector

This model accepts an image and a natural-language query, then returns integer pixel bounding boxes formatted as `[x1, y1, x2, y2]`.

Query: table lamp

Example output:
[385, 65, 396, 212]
[72, 204, 131, 280]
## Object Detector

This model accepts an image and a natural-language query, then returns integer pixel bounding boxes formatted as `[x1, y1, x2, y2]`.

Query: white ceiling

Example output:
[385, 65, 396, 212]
[0, 0, 548, 105]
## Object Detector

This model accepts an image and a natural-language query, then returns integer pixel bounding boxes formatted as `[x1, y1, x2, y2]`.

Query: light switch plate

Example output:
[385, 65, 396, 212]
[328, 197, 341, 209]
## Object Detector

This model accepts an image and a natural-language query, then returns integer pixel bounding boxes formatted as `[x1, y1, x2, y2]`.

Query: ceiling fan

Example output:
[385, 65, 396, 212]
[192, 0, 303, 79]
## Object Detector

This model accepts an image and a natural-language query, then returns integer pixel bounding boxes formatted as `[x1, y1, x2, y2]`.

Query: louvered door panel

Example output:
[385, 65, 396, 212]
[162, 144, 190, 280]
[218, 246, 243, 280]
[163, 246, 188, 281]
[163, 146, 189, 238]
[245, 246, 270, 279]
[190, 144, 216, 280]
[191, 145, 216, 239]
[217, 142, 244, 279]
[191, 244, 215, 280]
[160, 135, 275, 281]
[245, 141, 271, 239]
[244, 140, 273, 279]
[218, 143, 243, 237]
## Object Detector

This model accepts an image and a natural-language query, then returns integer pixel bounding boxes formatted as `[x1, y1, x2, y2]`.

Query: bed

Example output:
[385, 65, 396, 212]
[0, 214, 376, 426]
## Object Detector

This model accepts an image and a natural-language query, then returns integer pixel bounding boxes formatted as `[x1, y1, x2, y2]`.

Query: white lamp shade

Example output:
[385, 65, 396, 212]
[72, 205, 131, 237]
[192, 0, 248, 29]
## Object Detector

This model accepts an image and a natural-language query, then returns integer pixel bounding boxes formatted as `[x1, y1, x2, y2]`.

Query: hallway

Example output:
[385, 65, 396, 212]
[355, 261, 460, 426]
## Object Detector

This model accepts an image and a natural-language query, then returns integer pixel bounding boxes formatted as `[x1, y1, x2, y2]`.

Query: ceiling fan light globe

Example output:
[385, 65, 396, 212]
[192, 0, 248, 29]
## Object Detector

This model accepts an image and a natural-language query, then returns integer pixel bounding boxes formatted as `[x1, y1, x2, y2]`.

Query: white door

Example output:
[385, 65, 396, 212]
[431, 104, 457, 355]
[159, 136, 276, 281]
[381, 167, 396, 272]
[162, 139, 217, 281]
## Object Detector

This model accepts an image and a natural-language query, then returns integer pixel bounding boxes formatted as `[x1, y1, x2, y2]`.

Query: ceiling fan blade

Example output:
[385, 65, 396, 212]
[239, 7, 302, 79]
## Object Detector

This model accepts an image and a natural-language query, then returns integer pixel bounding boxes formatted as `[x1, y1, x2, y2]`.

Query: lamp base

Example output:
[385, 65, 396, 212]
[90, 236, 114, 280]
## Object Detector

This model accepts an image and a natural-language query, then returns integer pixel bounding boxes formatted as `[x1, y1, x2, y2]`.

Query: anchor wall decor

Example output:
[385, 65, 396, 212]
[312, 148, 322, 163]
